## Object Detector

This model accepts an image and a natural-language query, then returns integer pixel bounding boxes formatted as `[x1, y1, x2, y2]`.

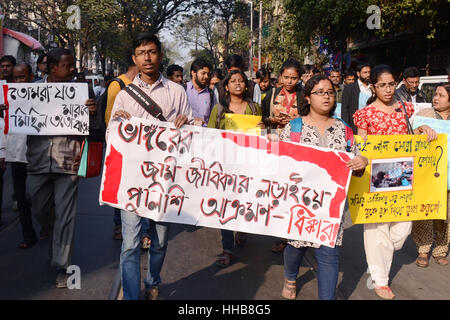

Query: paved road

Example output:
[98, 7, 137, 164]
[1, 163, 449, 300]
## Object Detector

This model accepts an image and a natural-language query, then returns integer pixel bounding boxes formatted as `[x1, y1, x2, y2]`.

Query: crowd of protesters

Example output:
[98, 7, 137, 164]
[0, 32, 449, 300]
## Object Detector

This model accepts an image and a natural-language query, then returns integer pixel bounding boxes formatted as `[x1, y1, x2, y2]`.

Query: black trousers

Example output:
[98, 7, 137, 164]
[11, 162, 37, 242]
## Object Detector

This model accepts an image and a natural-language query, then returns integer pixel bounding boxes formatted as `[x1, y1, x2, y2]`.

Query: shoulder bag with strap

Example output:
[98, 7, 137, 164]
[289, 116, 354, 152]
[124, 83, 167, 121]
[398, 100, 414, 134]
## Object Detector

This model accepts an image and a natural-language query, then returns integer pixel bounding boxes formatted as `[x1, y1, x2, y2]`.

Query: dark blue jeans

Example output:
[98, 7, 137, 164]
[284, 243, 339, 300]
[221, 229, 234, 254]
[11, 162, 36, 242]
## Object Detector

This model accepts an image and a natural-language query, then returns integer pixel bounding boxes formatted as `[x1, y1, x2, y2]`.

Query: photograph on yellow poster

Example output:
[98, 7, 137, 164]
[348, 134, 447, 224]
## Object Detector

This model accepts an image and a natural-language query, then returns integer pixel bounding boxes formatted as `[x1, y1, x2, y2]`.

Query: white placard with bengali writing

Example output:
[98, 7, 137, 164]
[4, 82, 89, 135]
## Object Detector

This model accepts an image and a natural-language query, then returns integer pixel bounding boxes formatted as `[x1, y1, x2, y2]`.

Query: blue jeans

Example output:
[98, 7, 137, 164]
[113, 208, 121, 226]
[120, 210, 170, 300]
[283, 243, 339, 300]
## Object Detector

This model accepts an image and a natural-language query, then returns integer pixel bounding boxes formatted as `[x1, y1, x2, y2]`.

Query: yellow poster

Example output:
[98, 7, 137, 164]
[348, 134, 448, 224]
[224, 114, 262, 135]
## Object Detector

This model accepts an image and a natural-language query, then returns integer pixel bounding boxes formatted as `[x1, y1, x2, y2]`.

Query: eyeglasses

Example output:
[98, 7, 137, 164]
[311, 91, 336, 97]
[374, 82, 396, 89]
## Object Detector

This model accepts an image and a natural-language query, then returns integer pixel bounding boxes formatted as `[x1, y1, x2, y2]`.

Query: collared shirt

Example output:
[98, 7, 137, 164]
[107, 73, 192, 140]
[6, 134, 27, 163]
[357, 79, 372, 96]
[357, 79, 372, 110]
[185, 80, 216, 125]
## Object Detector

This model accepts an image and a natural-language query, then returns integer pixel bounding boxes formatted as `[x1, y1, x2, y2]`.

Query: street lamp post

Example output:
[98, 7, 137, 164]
[258, 1, 262, 70]
[245, 0, 253, 79]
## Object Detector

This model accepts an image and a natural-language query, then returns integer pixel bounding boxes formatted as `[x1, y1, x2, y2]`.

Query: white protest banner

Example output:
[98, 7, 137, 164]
[99, 117, 355, 247]
[4, 82, 89, 135]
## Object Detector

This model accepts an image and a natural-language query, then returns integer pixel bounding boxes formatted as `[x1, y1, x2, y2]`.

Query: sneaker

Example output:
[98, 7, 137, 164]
[55, 269, 68, 288]
[145, 286, 159, 300]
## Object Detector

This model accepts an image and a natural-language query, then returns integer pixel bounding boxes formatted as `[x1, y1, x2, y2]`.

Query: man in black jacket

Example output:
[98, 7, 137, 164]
[341, 63, 372, 133]
[394, 66, 428, 103]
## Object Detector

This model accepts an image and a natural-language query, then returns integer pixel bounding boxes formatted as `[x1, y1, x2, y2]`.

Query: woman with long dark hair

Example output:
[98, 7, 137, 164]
[278, 74, 368, 300]
[353, 64, 437, 299]
[208, 69, 263, 267]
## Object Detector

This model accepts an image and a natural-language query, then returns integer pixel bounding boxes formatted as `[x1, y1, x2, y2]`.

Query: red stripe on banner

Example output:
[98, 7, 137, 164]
[328, 187, 347, 219]
[3, 84, 9, 134]
[221, 132, 351, 187]
[101, 145, 123, 204]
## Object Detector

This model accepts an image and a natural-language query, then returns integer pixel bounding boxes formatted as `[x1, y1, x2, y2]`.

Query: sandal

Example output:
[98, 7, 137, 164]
[271, 240, 287, 253]
[141, 236, 151, 249]
[374, 286, 395, 300]
[281, 278, 297, 300]
[415, 253, 429, 268]
[434, 256, 449, 266]
[235, 232, 247, 246]
[19, 238, 38, 249]
[216, 252, 233, 268]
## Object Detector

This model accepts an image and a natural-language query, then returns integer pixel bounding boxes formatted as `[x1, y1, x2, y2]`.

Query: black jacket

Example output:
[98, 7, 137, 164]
[341, 81, 361, 134]
[394, 84, 428, 104]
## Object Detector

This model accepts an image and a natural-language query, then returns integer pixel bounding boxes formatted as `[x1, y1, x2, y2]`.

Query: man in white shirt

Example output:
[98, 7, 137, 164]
[7, 63, 39, 248]
[109, 32, 191, 301]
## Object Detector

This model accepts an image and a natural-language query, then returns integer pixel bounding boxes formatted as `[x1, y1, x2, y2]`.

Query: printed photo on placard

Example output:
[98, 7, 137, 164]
[370, 157, 414, 193]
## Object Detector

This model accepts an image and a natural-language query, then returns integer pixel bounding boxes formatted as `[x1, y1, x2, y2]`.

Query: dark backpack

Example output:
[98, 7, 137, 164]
[97, 78, 126, 124]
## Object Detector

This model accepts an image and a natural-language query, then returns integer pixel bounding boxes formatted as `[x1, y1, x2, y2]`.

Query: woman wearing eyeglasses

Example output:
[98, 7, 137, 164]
[278, 74, 368, 300]
[353, 64, 437, 300]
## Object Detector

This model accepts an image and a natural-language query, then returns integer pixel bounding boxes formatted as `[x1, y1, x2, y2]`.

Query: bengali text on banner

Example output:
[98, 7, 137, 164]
[99, 117, 355, 247]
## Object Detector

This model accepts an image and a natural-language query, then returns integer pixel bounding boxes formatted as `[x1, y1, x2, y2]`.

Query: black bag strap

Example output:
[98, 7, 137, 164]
[124, 83, 166, 121]
[399, 100, 414, 134]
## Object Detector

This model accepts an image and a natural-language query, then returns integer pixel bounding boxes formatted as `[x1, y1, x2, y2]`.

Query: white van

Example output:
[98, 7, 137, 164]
[85, 75, 104, 90]
[419, 75, 448, 102]
[397, 75, 448, 102]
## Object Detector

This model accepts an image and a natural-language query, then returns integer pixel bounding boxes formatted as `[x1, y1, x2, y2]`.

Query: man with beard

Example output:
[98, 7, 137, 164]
[328, 68, 343, 103]
[341, 63, 372, 133]
[185, 58, 216, 126]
